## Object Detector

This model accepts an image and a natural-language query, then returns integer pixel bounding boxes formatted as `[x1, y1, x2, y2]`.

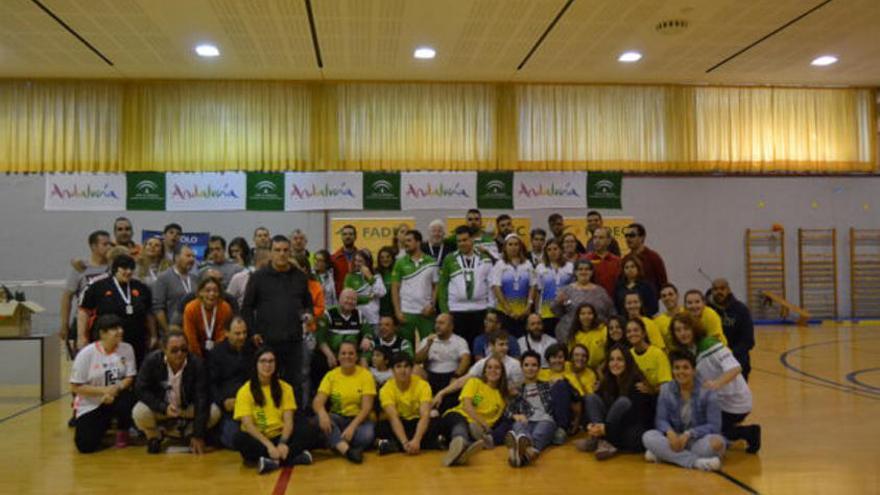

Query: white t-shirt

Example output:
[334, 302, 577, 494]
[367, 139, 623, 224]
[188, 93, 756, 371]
[70, 341, 136, 418]
[697, 345, 752, 414]
[517, 334, 558, 368]
[417, 334, 470, 374]
[469, 354, 524, 388]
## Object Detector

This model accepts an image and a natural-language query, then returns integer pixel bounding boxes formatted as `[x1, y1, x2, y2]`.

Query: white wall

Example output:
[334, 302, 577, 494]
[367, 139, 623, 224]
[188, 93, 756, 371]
[1, 174, 878, 335]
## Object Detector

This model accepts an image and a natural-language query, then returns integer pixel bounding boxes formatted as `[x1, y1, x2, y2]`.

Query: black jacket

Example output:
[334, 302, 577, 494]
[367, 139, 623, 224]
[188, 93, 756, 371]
[208, 340, 252, 407]
[242, 265, 313, 343]
[707, 294, 755, 356]
[135, 350, 211, 438]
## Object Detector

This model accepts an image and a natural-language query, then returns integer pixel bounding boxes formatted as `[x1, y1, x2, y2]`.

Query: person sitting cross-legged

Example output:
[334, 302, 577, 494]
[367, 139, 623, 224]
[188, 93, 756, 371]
[375, 352, 443, 456]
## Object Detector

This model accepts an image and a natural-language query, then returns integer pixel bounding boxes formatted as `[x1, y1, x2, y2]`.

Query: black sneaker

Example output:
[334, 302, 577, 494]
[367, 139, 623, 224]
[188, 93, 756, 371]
[147, 438, 162, 454]
[258, 456, 280, 474]
[745, 425, 762, 454]
[67, 416, 76, 428]
[377, 439, 400, 456]
[345, 447, 364, 464]
[290, 450, 313, 465]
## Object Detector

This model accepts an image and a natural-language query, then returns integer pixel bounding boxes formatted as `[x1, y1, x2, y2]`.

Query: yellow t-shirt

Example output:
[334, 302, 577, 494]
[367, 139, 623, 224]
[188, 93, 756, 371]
[631, 346, 672, 388]
[640, 316, 666, 352]
[570, 327, 607, 371]
[447, 377, 505, 426]
[317, 366, 377, 417]
[700, 307, 728, 347]
[538, 367, 586, 395]
[233, 380, 297, 439]
[652, 309, 681, 351]
[379, 375, 433, 421]
[566, 362, 597, 395]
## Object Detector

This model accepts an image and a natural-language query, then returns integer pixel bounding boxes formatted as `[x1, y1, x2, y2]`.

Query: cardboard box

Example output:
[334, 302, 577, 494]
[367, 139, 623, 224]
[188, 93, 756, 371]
[0, 301, 45, 337]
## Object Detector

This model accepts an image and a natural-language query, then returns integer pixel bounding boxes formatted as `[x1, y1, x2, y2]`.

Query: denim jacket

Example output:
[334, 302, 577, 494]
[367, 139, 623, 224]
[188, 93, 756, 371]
[654, 379, 721, 440]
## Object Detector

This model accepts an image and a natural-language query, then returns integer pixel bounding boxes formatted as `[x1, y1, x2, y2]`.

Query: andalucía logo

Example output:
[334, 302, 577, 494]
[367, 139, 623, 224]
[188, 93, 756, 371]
[50, 183, 120, 199]
[405, 183, 470, 198]
[133, 180, 161, 199]
[290, 182, 356, 199]
[594, 179, 616, 196]
[171, 183, 240, 200]
[517, 182, 580, 198]
[252, 180, 281, 199]
[370, 179, 395, 198]
[483, 180, 507, 198]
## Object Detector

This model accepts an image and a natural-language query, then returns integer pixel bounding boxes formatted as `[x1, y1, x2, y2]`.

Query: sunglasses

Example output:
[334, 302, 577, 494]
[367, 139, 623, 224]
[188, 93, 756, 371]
[624, 233, 638, 238]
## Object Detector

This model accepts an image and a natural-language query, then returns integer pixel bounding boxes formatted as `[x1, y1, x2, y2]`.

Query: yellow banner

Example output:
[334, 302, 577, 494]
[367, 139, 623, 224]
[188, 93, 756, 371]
[563, 217, 634, 255]
[330, 217, 415, 256]
[446, 216, 532, 244]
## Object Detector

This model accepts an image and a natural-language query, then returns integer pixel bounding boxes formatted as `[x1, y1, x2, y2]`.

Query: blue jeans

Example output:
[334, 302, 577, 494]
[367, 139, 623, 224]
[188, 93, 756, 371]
[218, 413, 240, 450]
[512, 419, 557, 452]
[327, 413, 375, 450]
[642, 429, 726, 468]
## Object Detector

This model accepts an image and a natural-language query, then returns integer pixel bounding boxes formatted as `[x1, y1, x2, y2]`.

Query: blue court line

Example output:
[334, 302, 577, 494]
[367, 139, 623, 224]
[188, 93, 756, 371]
[845, 368, 880, 393]
[715, 471, 760, 494]
[778, 338, 880, 397]
[0, 396, 63, 425]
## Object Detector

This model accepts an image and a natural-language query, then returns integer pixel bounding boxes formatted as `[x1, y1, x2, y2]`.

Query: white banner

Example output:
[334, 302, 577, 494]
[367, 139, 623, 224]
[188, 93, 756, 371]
[285, 172, 363, 211]
[166, 172, 246, 211]
[513, 172, 587, 210]
[44, 173, 126, 211]
[401, 172, 477, 210]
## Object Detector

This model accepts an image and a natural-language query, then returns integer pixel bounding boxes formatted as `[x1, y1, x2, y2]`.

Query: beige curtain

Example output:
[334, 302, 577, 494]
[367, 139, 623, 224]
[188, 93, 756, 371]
[0, 79, 875, 173]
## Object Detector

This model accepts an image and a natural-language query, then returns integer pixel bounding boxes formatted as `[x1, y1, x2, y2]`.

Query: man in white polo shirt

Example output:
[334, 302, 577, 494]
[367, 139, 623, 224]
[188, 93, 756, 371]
[415, 313, 470, 413]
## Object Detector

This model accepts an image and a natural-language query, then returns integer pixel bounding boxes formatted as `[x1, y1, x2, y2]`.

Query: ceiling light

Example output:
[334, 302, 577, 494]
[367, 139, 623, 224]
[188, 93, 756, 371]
[811, 55, 837, 66]
[195, 44, 220, 57]
[618, 51, 642, 63]
[413, 47, 436, 59]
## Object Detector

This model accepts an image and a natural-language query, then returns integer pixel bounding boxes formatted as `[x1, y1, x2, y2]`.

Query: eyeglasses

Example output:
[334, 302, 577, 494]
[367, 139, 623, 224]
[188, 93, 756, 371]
[258, 358, 276, 364]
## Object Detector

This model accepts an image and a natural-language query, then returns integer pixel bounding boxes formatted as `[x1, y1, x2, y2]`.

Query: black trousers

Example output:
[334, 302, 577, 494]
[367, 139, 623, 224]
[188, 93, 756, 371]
[721, 411, 751, 441]
[451, 310, 486, 349]
[267, 339, 304, 406]
[376, 417, 443, 450]
[733, 350, 752, 382]
[427, 371, 458, 413]
[233, 416, 320, 464]
[500, 313, 526, 339]
[74, 389, 136, 453]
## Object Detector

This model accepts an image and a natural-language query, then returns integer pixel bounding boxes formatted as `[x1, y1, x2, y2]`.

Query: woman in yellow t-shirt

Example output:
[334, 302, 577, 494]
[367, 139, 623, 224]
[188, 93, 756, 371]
[622, 291, 666, 352]
[684, 289, 728, 347]
[441, 356, 509, 467]
[233, 348, 319, 474]
[625, 318, 671, 394]
[566, 303, 607, 371]
[313, 341, 377, 464]
[569, 344, 598, 396]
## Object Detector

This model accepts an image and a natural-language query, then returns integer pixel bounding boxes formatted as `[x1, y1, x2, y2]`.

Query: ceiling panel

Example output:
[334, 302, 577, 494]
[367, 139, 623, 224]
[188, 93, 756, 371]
[0, 0, 876, 85]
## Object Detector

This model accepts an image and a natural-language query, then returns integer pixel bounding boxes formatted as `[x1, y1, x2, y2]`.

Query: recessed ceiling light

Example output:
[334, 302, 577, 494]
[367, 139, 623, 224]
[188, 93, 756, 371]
[195, 44, 220, 57]
[811, 55, 838, 66]
[413, 47, 436, 59]
[618, 51, 642, 63]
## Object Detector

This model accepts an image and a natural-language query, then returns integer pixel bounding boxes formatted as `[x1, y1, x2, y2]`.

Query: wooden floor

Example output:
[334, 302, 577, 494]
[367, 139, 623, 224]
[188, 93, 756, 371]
[2, 323, 879, 495]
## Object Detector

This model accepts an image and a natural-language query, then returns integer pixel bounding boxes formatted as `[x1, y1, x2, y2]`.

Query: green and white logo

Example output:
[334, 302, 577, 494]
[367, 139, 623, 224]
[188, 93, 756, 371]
[126, 172, 165, 210]
[477, 172, 513, 209]
[247, 173, 284, 211]
[363, 172, 401, 210]
[587, 172, 622, 209]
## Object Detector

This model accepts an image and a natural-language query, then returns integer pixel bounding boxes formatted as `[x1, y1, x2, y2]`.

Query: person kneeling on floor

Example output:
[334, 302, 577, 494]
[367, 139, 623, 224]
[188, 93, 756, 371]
[132, 330, 221, 454]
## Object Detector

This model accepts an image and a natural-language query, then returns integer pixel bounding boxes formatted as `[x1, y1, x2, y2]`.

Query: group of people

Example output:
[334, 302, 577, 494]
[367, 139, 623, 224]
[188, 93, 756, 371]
[61, 210, 760, 474]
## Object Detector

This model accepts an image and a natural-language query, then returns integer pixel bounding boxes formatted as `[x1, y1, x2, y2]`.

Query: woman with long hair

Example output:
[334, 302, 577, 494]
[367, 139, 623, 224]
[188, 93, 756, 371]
[534, 239, 573, 336]
[135, 236, 170, 285]
[622, 291, 666, 351]
[490, 234, 536, 338]
[313, 249, 338, 309]
[566, 303, 606, 371]
[440, 355, 509, 467]
[233, 348, 318, 473]
[604, 315, 628, 356]
[575, 344, 653, 460]
[551, 260, 615, 345]
[613, 255, 658, 317]
[227, 237, 251, 269]
[375, 246, 397, 318]
[560, 233, 582, 264]
[670, 314, 760, 454]
[626, 318, 671, 395]
[344, 249, 387, 326]
[182, 277, 234, 358]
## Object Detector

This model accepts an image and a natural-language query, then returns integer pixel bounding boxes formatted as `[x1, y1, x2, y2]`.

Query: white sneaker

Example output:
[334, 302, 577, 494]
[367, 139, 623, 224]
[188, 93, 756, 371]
[644, 450, 658, 463]
[504, 431, 520, 467]
[694, 457, 721, 471]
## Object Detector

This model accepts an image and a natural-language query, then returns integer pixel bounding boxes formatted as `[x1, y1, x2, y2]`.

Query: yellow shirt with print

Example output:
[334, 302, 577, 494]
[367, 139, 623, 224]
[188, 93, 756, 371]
[447, 377, 505, 426]
[566, 362, 598, 395]
[379, 375, 433, 421]
[233, 380, 297, 439]
[700, 307, 728, 347]
[631, 346, 672, 388]
[653, 309, 681, 351]
[640, 316, 666, 352]
[317, 366, 377, 417]
[538, 367, 586, 395]
[569, 327, 607, 371]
